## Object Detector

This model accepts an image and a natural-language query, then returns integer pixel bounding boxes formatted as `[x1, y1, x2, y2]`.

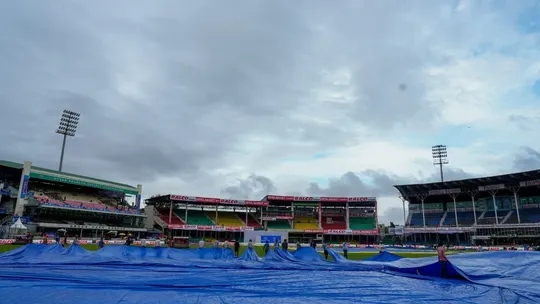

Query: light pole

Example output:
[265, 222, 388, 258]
[56, 110, 80, 172]
[432, 145, 448, 182]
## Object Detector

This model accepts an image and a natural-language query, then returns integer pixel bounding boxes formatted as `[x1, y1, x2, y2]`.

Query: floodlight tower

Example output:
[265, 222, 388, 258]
[56, 110, 80, 172]
[432, 145, 448, 182]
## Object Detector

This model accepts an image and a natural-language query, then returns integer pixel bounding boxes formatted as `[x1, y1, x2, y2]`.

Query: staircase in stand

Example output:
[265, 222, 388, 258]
[478, 211, 487, 220]
[439, 212, 447, 226]
[501, 211, 513, 224]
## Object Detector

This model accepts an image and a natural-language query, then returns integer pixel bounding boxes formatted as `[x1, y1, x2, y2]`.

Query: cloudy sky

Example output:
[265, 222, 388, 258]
[1, 0, 540, 224]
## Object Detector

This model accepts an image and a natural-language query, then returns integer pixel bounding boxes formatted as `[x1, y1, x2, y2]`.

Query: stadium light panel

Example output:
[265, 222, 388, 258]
[432, 145, 449, 182]
[56, 109, 81, 172]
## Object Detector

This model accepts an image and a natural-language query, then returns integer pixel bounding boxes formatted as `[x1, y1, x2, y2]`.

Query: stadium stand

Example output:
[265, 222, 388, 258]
[394, 170, 540, 246]
[349, 216, 376, 230]
[293, 216, 319, 230]
[522, 207, 540, 223]
[245, 213, 261, 228]
[156, 210, 184, 225]
[266, 219, 291, 229]
[321, 215, 346, 229]
[34, 194, 135, 214]
[444, 211, 476, 226]
[207, 211, 244, 227]
[178, 210, 215, 226]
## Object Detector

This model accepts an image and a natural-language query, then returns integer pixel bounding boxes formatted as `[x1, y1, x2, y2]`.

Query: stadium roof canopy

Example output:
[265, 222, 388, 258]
[394, 169, 540, 204]
[0, 160, 138, 195]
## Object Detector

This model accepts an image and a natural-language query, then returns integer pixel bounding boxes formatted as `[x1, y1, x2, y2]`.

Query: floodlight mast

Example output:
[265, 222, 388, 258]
[432, 145, 448, 182]
[56, 110, 80, 172]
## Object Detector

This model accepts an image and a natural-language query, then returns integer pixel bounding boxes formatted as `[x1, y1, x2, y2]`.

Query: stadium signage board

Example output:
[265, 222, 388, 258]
[321, 211, 344, 216]
[292, 202, 319, 207]
[170, 195, 269, 207]
[167, 224, 255, 231]
[520, 179, 540, 187]
[29, 172, 138, 195]
[348, 212, 372, 217]
[302, 229, 379, 235]
[478, 184, 505, 191]
[428, 188, 461, 195]
[20, 175, 29, 198]
[267, 195, 376, 203]
[262, 216, 293, 221]
[404, 227, 475, 233]
[37, 222, 146, 232]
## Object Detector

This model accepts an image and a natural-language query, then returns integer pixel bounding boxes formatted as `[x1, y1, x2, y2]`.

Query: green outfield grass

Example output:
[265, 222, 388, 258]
[0, 244, 446, 260]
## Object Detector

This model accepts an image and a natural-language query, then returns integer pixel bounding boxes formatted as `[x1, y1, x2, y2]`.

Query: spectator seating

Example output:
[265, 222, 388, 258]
[178, 210, 215, 226]
[235, 213, 261, 227]
[409, 212, 445, 226]
[35, 195, 136, 214]
[522, 208, 540, 223]
[476, 211, 500, 225]
[158, 210, 185, 225]
[207, 212, 244, 227]
[443, 211, 476, 226]
[293, 216, 319, 229]
[349, 217, 375, 230]
[321, 216, 346, 229]
[267, 219, 291, 229]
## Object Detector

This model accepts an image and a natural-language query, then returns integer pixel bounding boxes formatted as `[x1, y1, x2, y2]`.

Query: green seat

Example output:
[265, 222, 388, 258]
[175, 210, 215, 226]
[349, 217, 375, 230]
[267, 219, 291, 229]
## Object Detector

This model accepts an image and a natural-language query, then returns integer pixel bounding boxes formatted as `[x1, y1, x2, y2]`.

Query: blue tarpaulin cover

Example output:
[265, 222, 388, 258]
[1, 244, 539, 303]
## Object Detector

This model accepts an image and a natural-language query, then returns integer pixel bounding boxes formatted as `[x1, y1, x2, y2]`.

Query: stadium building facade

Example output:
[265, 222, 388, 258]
[394, 169, 540, 246]
[145, 194, 379, 244]
[0, 160, 146, 239]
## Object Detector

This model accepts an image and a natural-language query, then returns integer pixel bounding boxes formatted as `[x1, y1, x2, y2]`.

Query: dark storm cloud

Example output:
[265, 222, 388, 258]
[1, 0, 530, 200]
[306, 168, 473, 198]
[0, 1, 457, 186]
[0, 1, 309, 181]
[513, 147, 540, 171]
[221, 174, 276, 200]
[224, 168, 474, 200]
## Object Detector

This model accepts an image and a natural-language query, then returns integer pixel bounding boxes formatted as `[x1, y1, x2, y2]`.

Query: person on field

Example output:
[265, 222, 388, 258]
[155, 239, 161, 248]
[198, 239, 205, 249]
[438, 243, 448, 278]
[73, 236, 79, 245]
[98, 237, 105, 249]
[323, 243, 329, 260]
[223, 240, 229, 248]
[274, 239, 279, 249]
[234, 240, 240, 256]
[248, 239, 253, 248]
[282, 239, 288, 251]
[263, 240, 270, 255]
[42, 233, 48, 245]
[140, 238, 147, 248]
[214, 240, 220, 248]
[342, 242, 348, 259]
